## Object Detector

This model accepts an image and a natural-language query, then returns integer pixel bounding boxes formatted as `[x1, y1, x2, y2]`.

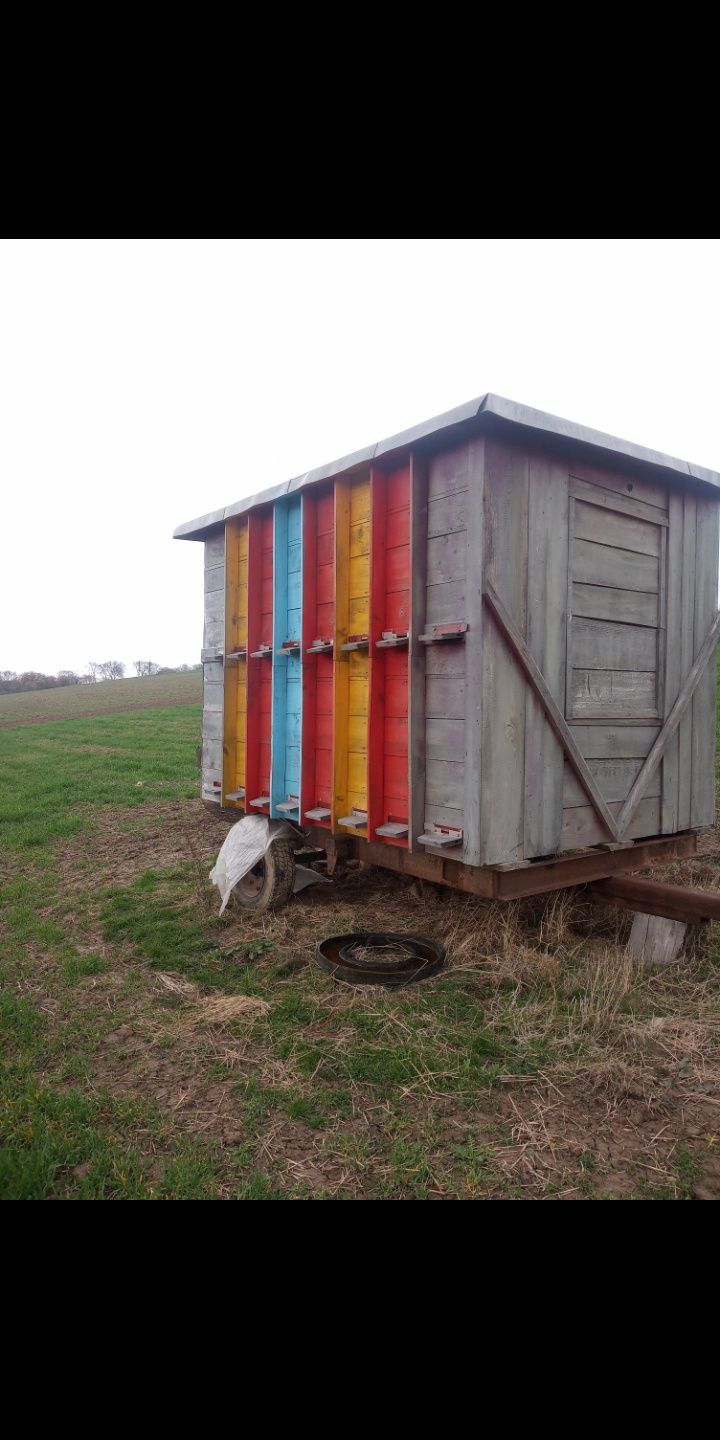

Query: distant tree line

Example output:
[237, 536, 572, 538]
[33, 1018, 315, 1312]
[0, 661, 201, 695]
[0, 670, 93, 694]
[89, 660, 125, 682]
[133, 661, 200, 677]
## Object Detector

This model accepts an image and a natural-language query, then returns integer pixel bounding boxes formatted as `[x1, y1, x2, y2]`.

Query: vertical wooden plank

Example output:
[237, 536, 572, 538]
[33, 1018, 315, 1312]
[224, 520, 241, 655]
[565, 497, 575, 720]
[661, 491, 683, 831]
[421, 446, 469, 846]
[201, 532, 225, 802]
[222, 521, 239, 804]
[677, 494, 697, 828]
[345, 477, 371, 830]
[221, 518, 249, 808]
[656, 524, 667, 722]
[223, 670, 238, 801]
[369, 464, 411, 846]
[408, 452, 428, 853]
[691, 497, 719, 826]
[368, 467, 387, 841]
[311, 489, 336, 826]
[332, 480, 350, 831]
[268, 497, 302, 817]
[244, 509, 268, 809]
[383, 466, 410, 844]
[236, 522, 249, 796]
[462, 438, 485, 866]
[203, 533, 225, 653]
[301, 492, 317, 823]
[270, 504, 288, 817]
[284, 499, 302, 811]
[244, 515, 262, 812]
[524, 456, 569, 857]
[258, 509, 274, 807]
[480, 440, 529, 864]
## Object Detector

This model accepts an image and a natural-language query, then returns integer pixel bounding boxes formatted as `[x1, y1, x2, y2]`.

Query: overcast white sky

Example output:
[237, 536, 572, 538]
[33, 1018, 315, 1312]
[1, 238, 719, 676]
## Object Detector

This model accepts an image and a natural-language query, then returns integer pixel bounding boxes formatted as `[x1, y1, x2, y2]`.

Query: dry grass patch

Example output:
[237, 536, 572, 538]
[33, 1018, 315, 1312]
[4, 696, 720, 1199]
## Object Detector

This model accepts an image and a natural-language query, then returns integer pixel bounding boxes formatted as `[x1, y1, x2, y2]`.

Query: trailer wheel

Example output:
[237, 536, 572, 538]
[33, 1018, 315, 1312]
[230, 839, 296, 913]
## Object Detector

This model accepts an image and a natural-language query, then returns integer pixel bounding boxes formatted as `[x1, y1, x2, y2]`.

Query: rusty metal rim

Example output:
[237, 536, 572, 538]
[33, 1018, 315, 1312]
[315, 932, 445, 986]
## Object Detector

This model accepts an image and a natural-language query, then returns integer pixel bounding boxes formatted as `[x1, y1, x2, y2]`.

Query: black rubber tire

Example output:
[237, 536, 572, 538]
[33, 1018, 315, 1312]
[229, 838, 296, 913]
[315, 932, 445, 986]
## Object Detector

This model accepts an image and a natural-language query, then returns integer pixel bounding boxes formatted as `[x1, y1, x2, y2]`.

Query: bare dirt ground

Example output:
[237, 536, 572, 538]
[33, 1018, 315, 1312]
[52, 800, 226, 891]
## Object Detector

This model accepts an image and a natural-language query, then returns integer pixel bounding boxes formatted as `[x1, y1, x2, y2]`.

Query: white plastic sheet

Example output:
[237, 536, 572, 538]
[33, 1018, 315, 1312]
[209, 815, 292, 913]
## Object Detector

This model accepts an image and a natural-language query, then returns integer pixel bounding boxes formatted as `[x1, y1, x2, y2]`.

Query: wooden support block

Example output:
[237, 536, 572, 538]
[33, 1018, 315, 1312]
[627, 913, 688, 967]
[323, 834, 354, 875]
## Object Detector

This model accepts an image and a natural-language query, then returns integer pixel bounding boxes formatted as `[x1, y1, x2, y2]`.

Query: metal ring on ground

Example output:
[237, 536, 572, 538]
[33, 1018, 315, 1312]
[315, 932, 445, 986]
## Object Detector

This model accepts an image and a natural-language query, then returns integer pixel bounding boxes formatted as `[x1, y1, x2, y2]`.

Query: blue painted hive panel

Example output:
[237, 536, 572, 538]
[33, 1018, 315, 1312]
[271, 499, 303, 816]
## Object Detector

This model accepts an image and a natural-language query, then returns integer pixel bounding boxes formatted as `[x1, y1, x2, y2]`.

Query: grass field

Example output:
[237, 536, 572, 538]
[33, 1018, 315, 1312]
[0, 670, 201, 727]
[1, 687, 720, 1200]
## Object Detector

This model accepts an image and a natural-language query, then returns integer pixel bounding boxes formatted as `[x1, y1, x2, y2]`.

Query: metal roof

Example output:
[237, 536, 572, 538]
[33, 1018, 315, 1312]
[174, 393, 720, 540]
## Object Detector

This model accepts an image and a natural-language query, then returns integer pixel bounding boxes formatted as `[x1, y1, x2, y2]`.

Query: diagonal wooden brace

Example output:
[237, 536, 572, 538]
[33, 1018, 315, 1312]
[615, 609, 720, 838]
[483, 582, 622, 842]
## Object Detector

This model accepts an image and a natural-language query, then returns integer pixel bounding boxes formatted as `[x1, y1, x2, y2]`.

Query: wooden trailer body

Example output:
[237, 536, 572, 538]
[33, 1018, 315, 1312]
[178, 395, 720, 898]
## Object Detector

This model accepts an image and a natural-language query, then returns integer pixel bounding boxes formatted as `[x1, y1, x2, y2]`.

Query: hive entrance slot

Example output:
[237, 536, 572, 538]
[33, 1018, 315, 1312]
[418, 824, 463, 849]
[338, 809, 368, 829]
[418, 623, 468, 644]
[376, 630, 409, 649]
[340, 634, 369, 652]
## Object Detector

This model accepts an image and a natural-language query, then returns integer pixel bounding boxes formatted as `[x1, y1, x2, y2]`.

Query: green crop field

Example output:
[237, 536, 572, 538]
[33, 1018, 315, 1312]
[0, 670, 201, 727]
[1, 684, 719, 1200]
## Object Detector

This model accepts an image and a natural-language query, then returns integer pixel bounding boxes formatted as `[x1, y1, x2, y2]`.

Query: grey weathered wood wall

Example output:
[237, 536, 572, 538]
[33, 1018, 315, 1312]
[664, 490, 719, 831]
[419, 439, 485, 863]
[435, 437, 720, 866]
[194, 413, 718, 866]
[202, 532, 225, 801]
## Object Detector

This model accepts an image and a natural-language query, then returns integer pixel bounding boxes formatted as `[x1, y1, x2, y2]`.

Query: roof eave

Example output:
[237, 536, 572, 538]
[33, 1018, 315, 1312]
[174, 393, 720, 541]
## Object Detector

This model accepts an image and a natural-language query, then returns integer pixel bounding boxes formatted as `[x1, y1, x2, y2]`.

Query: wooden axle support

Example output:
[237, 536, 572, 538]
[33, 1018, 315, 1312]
[304, 824, 700, 899]
[314, 826, 711, 967]
[589, 873, 720, 967]
[589, 874, 720, 925]
[209, 799, 713, 964]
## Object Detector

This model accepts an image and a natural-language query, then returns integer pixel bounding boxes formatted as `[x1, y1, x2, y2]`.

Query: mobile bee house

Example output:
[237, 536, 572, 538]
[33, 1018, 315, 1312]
[175, 395, 720, 912]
